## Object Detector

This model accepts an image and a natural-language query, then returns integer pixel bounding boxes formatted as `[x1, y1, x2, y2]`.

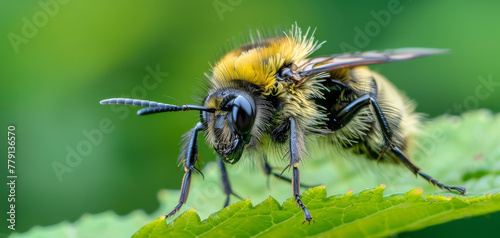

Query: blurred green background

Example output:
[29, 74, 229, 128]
[1, 0, 499, 236]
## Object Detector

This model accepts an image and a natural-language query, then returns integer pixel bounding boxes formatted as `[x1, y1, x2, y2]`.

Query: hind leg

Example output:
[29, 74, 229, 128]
[333, 94, 466, 195]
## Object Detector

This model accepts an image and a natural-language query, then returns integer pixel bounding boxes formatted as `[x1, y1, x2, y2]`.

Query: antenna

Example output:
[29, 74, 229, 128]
[100, 98, 214, 115]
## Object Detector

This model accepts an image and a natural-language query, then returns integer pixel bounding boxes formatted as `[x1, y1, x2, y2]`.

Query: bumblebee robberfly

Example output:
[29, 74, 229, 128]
[100, 24, 466, 224]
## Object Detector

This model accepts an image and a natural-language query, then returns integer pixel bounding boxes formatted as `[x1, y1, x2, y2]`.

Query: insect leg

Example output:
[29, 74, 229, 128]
[332, 94, 393, 147]
[218, 156, 243, 208]
[333, 95, 466, 195]
[288, 118, 314, 224]
[392, 146, 466, 195]
[165, 122, 204, 218]
[261, 155, 315, 188]
[293, 166, 313, 225]
[332, 94, 396, 160]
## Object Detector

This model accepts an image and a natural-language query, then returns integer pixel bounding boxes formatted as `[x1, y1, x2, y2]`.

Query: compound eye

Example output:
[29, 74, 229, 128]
[230, 96, 255, 135]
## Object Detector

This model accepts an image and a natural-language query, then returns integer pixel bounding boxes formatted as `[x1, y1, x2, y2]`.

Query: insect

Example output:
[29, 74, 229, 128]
[100, 24, 466, 224]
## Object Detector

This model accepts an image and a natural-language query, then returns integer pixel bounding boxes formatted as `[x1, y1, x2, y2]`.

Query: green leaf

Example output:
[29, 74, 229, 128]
[134, 185, 500, 238]
[11, 110, 500, 237]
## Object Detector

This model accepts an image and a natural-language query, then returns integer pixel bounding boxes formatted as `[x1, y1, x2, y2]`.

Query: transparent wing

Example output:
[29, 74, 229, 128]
[297, 48, 449, 77]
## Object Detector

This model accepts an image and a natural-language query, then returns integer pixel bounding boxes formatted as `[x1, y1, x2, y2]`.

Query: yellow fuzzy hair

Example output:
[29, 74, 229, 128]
[209, 25, 323, 93]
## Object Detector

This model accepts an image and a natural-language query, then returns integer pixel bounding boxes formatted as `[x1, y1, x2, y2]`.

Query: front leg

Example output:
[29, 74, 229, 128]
[217, 156, 243, 208]
[286, 118, 314, 224]
[165, 122, 203, 218]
